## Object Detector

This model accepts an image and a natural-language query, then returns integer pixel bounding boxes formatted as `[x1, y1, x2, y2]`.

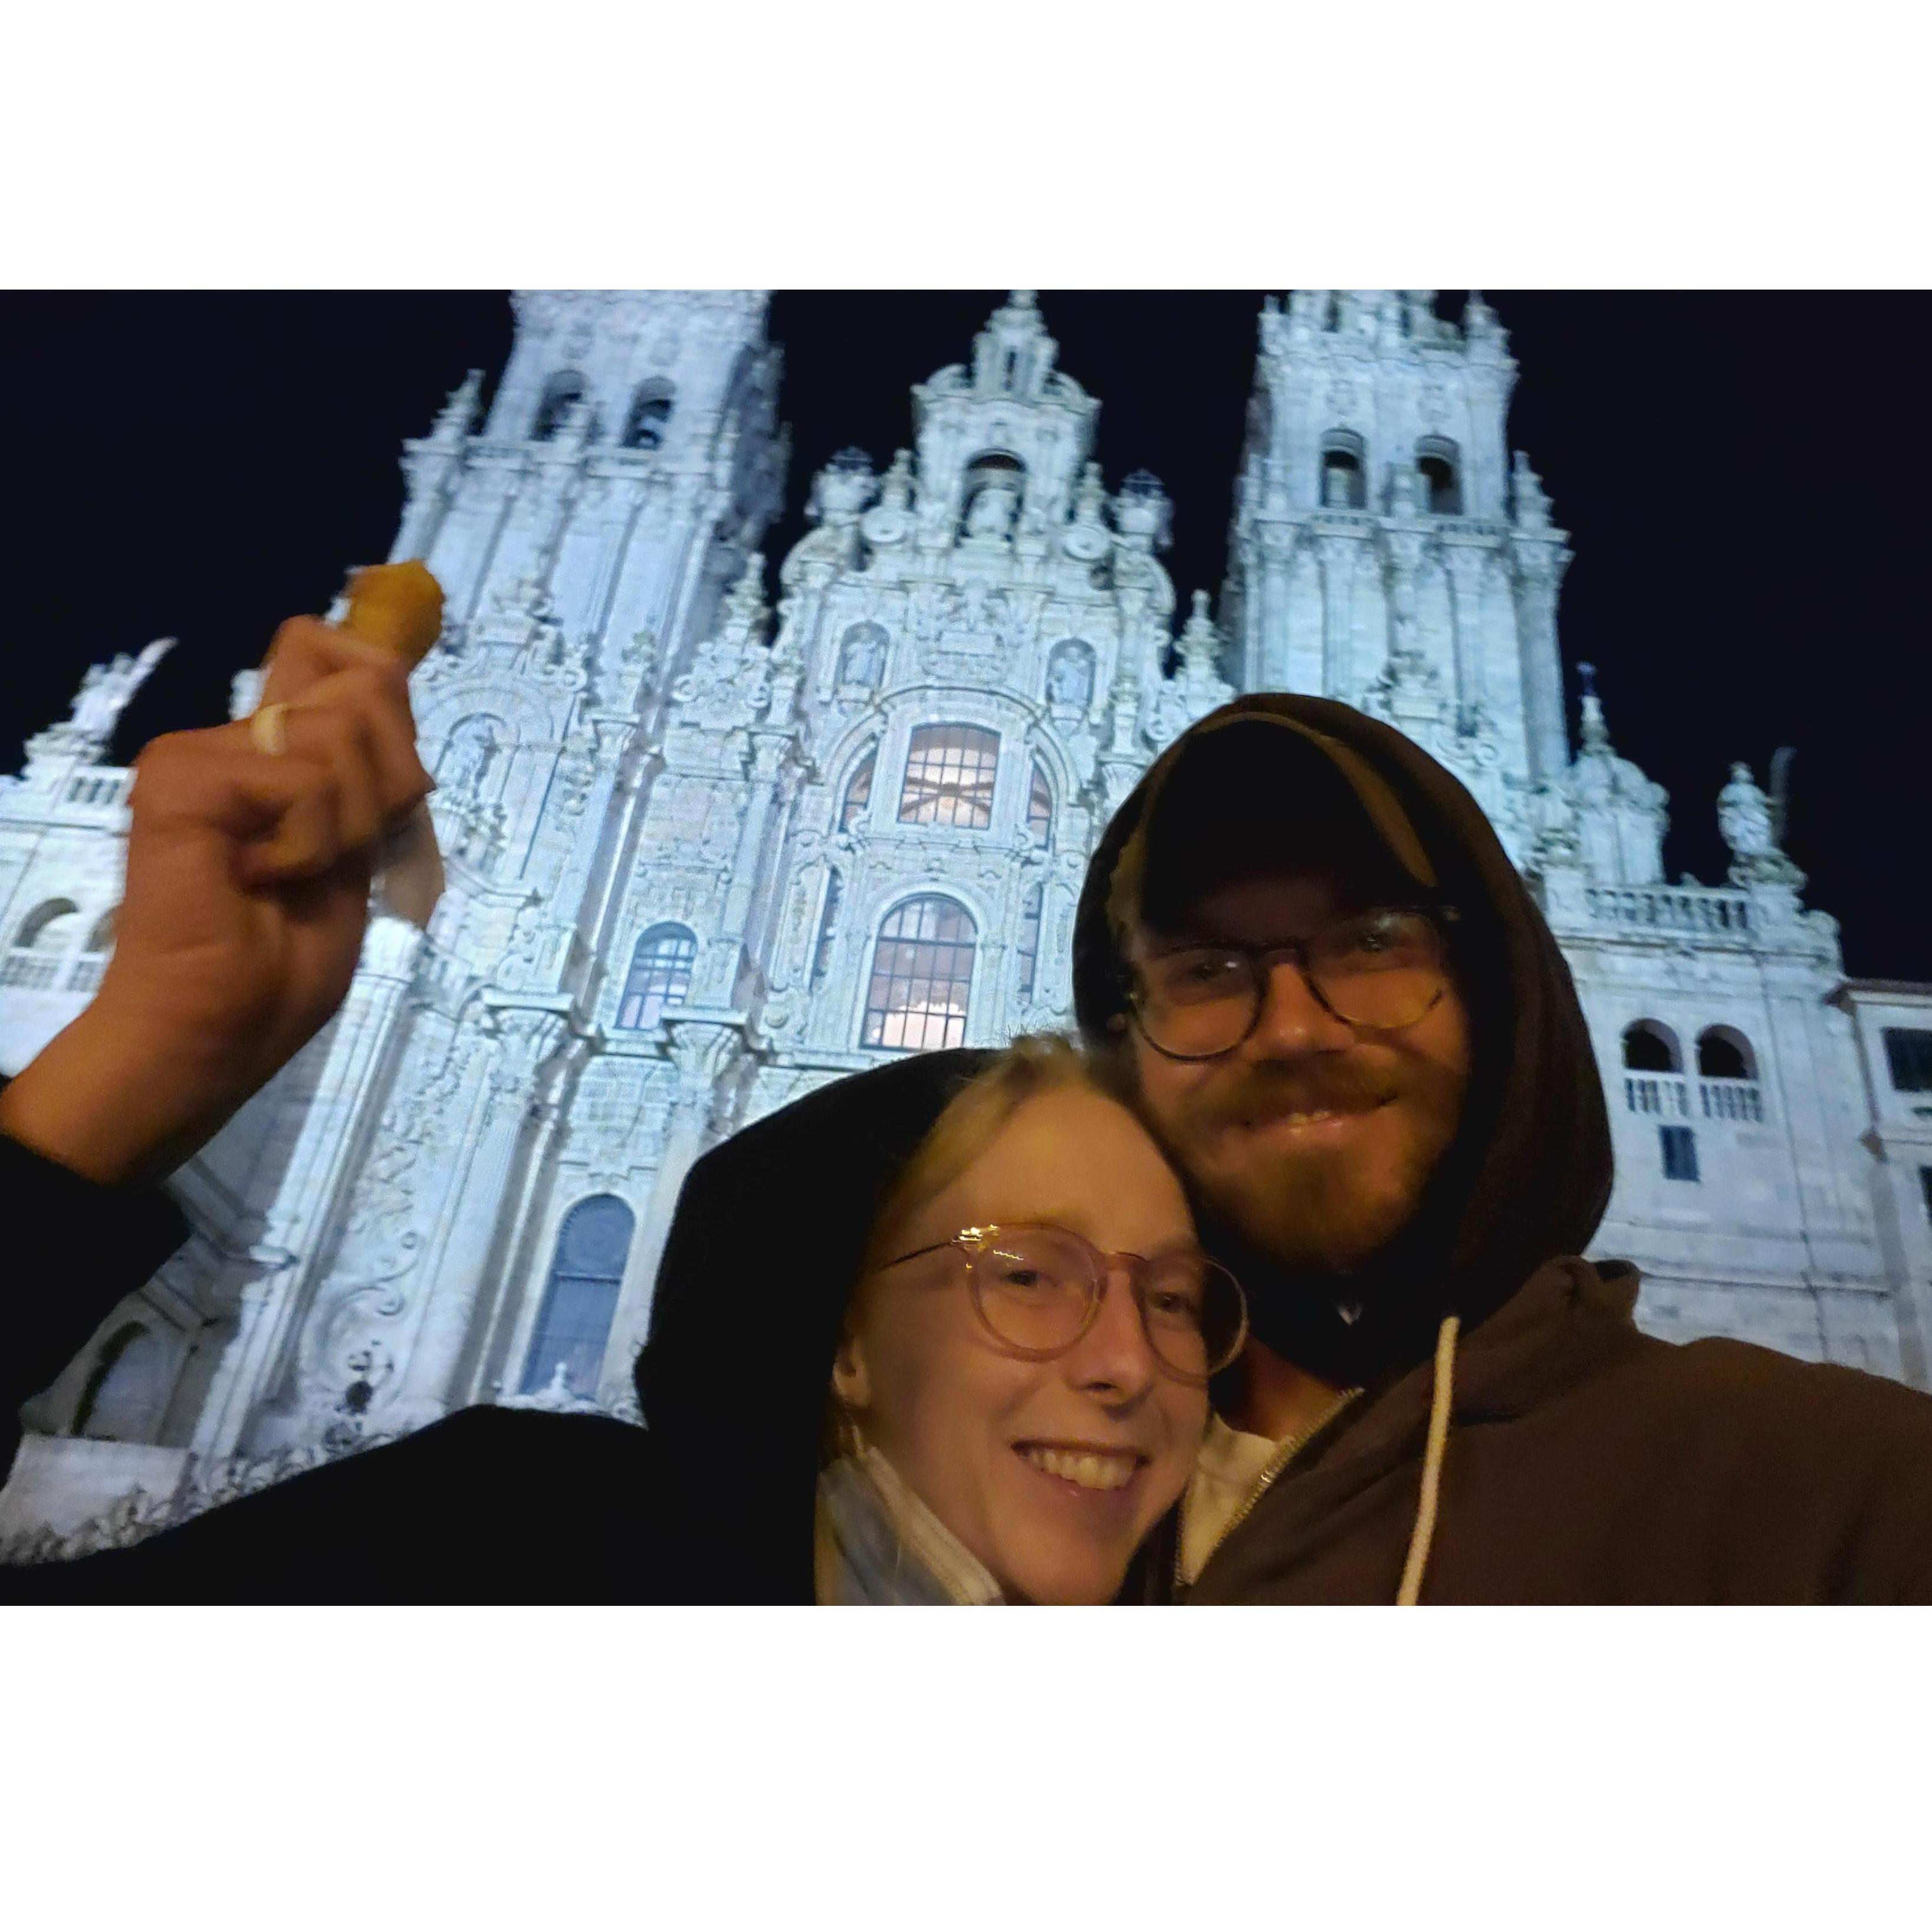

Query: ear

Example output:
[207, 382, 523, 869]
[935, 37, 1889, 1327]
[830, 1330, 874, 1413]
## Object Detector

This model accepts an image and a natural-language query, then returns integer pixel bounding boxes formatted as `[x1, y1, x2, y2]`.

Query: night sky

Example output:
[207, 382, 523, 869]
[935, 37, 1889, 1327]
[5, 291, 1926, 980]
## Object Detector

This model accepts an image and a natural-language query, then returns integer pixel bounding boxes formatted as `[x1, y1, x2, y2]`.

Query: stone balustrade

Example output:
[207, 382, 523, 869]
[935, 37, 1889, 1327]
[1585, 885, 1753, 937]
[1622, 1072, 1765, 1124]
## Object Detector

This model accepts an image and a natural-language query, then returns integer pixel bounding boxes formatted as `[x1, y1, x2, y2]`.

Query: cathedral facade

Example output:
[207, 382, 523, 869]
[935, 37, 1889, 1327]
[2, 291, 1924, 1546]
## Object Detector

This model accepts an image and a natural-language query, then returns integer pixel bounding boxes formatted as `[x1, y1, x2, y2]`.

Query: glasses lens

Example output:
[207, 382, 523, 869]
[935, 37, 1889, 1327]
[1133, 949, 1258, 1059]
[1135, 1254, 1250, 1383]
[971, 1228, 1096, 1356]
[1307, 910, 1447, 1029]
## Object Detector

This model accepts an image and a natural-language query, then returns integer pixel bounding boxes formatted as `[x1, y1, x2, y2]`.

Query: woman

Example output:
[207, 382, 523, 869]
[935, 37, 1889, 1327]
[814, 1036, 1246, 1604]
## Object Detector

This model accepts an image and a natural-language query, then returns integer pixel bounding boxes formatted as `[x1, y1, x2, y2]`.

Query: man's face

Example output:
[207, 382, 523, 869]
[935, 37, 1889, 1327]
[1125, 872, 1472, 1274]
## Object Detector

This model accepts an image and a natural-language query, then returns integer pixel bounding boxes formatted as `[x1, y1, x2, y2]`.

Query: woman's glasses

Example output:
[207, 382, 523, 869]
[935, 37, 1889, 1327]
[880, 1224, 1249, 1386]
[1128, 905, 1459, 1061]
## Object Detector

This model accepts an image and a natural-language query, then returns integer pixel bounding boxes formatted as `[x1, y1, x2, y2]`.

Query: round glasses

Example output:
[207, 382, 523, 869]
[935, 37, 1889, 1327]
[1128, 905, 1458, 1062]
[881, 1224, 1249, 1386]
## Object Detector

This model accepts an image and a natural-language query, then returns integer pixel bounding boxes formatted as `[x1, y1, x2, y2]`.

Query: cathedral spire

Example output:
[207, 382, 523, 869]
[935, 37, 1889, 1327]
[972, 290, 1057, 399]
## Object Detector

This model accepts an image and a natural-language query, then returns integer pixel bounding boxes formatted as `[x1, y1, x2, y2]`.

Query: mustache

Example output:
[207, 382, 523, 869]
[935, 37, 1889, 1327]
[1190, 1059, 1403, 1131]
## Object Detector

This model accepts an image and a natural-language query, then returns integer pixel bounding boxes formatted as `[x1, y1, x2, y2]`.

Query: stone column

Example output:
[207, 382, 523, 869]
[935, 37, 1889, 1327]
[1317, 534, 1358, 696]
[1510, 537, 1572, 783]
[385, 1001, 575, 1430]
[1443, 543, 1490, 730]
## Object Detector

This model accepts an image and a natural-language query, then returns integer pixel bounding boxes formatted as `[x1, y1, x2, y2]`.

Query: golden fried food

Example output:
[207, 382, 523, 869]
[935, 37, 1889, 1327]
[342, 559, 445, 668]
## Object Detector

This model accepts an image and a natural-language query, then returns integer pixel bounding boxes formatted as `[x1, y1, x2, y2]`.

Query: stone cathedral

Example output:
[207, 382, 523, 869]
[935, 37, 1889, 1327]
[4, 290, 1927, 1547]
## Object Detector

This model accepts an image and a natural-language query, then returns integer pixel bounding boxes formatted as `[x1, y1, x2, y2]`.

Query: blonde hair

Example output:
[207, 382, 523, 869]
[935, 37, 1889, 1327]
[858, 1034, 1123, 1280]
[827, 1034, 1126, 1465]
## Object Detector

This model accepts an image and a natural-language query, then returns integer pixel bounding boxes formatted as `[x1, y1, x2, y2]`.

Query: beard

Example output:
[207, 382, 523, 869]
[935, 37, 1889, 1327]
[1158, 1050, 1468, 1277]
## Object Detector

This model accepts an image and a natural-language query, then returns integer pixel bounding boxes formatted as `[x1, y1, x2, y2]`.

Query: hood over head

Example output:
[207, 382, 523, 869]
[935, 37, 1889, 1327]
[635, 1047, 994, 1601]
[1073, 694, 1612, 1386]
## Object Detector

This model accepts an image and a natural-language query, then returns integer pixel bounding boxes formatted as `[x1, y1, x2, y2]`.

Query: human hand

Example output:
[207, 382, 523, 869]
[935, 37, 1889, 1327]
[0, 577, 439, 1185]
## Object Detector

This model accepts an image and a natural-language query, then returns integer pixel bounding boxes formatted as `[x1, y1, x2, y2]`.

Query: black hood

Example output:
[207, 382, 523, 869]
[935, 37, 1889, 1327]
[1072, 694, 1613, 1386]
[635, 1048, 994, 1601]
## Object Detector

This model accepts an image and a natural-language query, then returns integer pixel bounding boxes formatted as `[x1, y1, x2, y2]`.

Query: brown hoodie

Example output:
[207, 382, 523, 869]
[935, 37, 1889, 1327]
[1074, 695, 1932, 1604]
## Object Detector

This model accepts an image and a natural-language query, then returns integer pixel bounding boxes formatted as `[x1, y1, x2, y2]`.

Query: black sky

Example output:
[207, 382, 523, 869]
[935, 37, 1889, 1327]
[4, 291, 1926, 980]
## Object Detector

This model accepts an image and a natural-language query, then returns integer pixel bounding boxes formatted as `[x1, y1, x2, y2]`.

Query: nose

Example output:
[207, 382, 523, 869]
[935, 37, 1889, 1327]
[1244, 956, 1357, 1060]
[1061, 1267, 1160, 1405]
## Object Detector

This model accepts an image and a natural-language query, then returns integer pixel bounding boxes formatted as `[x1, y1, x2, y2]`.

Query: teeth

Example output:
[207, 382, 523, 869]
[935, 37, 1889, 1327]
[1022, 1446, 1138, 1491]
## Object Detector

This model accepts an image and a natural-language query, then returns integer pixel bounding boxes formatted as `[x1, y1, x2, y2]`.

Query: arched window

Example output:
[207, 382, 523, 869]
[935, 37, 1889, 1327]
[837, 622, 888, 688]
[1416, 436, 1462, 515]
[531, 371, 588, 442]
[1026, 761, 1054, 845]
[839, 747, 876, 832]
[1046, 639, 1095, 710]
[1320, 431, 1366, 509]
[520, 1195, 634, 1400]
[617, 922, 696, 1030]
[2, 898, 81, 989]
[1015, 882, 1044, 1000]
[811, 869, 842, 990]
[1622, 1021, 1681, 1073]
[898, 724, 1000, 829]
[1696, 1027, 1755, 1080]
[622, 380, 674, 451]
[73, 1322, 172, 1441]
[861, 895, 977, 1051]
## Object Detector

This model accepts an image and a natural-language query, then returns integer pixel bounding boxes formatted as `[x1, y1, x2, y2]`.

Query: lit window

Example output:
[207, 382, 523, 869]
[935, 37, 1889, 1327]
[520, 1195, 634, 1399]
[861, 896, 977, 1051]
[618, 923, 696, 1030]
[839, 749, 876, 832]
[1883, 1028, 1932, 1093]
[898, 725, 999, 830]
[1026, 762, 1053, 845]
[1016, 883, 1043, 1000]
[1660, 1125, 1700, 1183]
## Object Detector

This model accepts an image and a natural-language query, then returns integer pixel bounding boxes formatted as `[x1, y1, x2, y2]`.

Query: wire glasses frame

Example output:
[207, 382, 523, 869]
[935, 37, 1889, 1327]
[1126, 903, 1461, 1062]
[880, 1223, 1250, 1386]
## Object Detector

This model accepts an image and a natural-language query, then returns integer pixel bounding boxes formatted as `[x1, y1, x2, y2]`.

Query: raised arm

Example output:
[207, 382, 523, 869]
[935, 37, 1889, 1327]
[0, 574, 439, 1188]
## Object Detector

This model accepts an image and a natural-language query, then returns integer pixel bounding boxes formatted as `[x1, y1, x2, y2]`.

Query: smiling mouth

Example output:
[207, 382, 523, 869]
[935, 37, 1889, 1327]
[1239, 1098, 1391, 1132]
[1014, 1443, 1148, 1492]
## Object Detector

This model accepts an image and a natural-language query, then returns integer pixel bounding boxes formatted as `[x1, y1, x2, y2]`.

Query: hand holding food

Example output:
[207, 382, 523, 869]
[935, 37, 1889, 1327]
[0, 566, 443, 1185]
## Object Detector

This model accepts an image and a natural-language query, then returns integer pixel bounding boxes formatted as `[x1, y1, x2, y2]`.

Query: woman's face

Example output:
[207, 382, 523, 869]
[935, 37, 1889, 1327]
[834, 1083, 1208, 1605]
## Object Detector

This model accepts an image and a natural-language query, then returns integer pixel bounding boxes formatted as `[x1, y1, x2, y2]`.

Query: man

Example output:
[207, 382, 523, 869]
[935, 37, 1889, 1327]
[4, 622, 1930, 1600]
[1069, 695, 1932, 1601]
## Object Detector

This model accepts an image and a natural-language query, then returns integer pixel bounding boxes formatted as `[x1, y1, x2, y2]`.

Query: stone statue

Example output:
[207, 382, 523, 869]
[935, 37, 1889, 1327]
[965, 478, 1020, 540]
[67, 638, 175, 742]
[1718, 760, 1804, 887]
[1047, 641, 1095, 710]
[838, 623, 887, 687]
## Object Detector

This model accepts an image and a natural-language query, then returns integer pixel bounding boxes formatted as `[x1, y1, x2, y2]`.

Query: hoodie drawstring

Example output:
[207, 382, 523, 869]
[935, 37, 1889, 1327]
[1396, 1313, 1461, 1606]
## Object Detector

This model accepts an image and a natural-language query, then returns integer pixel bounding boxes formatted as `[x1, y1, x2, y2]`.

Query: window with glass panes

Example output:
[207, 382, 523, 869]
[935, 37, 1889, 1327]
[520, 1194, 634, 1398]
[617, 924, 696, 1029]
[861, 895, 977, 1050]
[1883, 1027, 1932, 1092]
[1660, 1125, 1700, 1182]
[898, 725, 999, 829]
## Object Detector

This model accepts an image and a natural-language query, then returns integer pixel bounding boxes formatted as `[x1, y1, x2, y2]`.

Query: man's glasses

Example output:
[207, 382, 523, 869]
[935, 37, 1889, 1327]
[879, 1224, 1249, 1386]
[1128, 905, 1460, 1062]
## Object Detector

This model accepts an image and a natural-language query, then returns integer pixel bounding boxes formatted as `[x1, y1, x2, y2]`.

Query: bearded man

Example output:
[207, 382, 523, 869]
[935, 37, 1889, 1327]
[1071, 697, 1932, 1602]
